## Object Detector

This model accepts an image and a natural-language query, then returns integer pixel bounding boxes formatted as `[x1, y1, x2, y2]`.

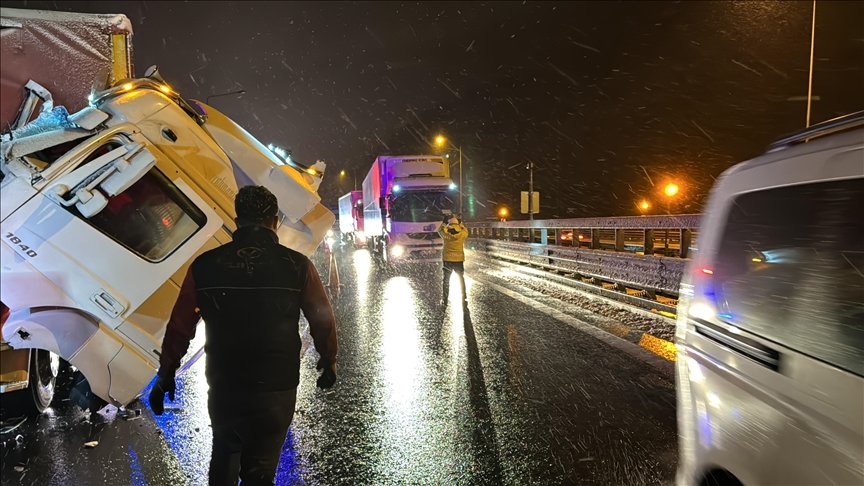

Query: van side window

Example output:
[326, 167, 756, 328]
[70, 163, 207, 263]
[714, 178, 864, 377]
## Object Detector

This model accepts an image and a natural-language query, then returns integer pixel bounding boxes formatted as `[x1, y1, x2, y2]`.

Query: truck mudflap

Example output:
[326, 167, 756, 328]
[0, 302, 29, 393]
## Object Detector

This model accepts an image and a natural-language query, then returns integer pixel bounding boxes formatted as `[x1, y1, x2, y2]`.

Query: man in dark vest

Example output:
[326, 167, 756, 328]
[149, 185, 338, 485]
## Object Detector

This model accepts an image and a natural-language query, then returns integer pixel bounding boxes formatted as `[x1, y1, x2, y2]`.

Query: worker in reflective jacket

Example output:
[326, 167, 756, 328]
[438, 215, 469, 307]
[150, 185, 338, 485]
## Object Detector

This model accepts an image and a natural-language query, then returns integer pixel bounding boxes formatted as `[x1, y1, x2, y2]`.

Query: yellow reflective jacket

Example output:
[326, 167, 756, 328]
[438, 223, 468, 262]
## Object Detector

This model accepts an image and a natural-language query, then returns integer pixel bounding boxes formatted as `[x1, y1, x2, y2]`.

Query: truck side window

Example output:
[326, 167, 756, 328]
[713, 178, 864, 377]
[68, 153, 207, 262]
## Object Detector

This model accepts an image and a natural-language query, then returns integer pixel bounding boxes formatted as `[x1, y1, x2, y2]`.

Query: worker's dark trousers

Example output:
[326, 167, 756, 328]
[208, 388, 297, 486]
[442, 261, 467, 304]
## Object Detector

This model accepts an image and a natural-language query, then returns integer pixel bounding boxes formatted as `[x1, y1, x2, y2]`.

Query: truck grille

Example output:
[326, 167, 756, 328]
[407, 232, 439, 240]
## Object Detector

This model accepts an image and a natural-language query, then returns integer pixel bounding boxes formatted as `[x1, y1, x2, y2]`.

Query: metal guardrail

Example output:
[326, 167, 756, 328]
[466, 214, 701, 258]
[469, 238, 685, 296]
[463, 215, 698, 312]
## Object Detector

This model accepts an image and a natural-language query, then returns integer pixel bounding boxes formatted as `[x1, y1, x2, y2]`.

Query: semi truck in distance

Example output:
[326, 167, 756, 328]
[361, 155, 457, 263]
[338, 190, 365, 248]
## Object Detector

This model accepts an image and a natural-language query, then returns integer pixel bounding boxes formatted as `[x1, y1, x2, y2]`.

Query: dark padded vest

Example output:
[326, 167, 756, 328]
[190, 225, 307, 391]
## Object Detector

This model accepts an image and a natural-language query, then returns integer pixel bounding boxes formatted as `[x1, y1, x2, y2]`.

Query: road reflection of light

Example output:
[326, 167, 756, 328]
[353, 250, 373, 342]
[128, 446, 146, 486]
[447, 273, 475, 344]
[353, 249, 372, 303]
[144, 329, 213, 484]
[381, 276, 420, 406]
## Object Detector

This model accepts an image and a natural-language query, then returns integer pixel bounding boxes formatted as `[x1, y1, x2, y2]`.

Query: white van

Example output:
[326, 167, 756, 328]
[675, 111, 864, 486]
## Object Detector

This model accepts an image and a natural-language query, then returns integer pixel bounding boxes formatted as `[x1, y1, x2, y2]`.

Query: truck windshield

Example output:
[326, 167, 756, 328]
[390, 191, 455, 222]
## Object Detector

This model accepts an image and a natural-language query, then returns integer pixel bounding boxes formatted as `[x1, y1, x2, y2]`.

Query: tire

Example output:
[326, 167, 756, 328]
[2, 350, 59, 417]
[380, 238, 390, 263]
[28, 349, 59, 413]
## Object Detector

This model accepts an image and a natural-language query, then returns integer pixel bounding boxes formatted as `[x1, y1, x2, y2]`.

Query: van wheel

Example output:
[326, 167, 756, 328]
[700, 469, 743, 486]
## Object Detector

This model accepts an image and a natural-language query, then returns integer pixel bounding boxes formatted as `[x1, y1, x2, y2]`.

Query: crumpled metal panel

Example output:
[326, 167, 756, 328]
[0, 8, 133, 130]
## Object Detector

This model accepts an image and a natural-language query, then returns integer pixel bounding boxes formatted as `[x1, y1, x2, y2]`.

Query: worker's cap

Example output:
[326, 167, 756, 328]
[235, 185, 278, 224]
[448, 217, 460, 225]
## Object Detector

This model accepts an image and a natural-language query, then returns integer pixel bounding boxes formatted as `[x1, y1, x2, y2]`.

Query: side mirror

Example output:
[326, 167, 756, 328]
[379, 197, 387, 218]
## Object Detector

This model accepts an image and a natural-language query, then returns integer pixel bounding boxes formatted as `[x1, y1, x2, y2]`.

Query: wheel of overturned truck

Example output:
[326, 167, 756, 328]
[2, 350, 60, 417]
[28, 349, 59, 413]
[380, 238, 390, 264]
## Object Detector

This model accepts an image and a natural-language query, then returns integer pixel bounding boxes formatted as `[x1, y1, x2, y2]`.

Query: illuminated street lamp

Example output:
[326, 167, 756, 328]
[638, 199, 651, 213]
[339, 168, 356, 190]
[498, 207, 509, 221]
[433, 134, 463, 216]
[662, 182, 680, 215]
[663, 183, 679, 198]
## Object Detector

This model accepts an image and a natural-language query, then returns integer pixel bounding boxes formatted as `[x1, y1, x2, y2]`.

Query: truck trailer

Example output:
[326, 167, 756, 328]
[361, 155, 456, 263]
[338, 190, 365, 247]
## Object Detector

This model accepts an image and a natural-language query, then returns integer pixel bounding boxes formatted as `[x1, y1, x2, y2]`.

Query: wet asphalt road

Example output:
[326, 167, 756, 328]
[1, 247, 677, 485]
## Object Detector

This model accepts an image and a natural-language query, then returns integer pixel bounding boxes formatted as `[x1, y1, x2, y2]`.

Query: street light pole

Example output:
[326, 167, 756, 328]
[206, 89, 246, 104]
[527, 161, 534, 221]
[806, 0, 817, 127]
[458, 145, 463, 216]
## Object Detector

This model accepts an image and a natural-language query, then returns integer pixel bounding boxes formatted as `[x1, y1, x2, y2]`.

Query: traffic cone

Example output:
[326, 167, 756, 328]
[326, 247, 341, 292]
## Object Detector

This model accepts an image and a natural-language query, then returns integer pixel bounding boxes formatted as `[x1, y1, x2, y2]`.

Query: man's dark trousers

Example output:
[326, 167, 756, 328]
[208, 388, 298, 485]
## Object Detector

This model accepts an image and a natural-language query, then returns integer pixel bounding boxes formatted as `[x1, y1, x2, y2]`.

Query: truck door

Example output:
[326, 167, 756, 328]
[2, 130, 222, 330]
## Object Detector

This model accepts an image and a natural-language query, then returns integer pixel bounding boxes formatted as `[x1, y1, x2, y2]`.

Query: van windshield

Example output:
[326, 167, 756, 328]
[390, 191, 455, 223]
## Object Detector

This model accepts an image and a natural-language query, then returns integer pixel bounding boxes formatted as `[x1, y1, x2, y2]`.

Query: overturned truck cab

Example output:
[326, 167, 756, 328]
[0, 72, 334, 415]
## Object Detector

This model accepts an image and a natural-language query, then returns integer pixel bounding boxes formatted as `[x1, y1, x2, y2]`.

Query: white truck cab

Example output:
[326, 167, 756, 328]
[1, 71, 333, 413]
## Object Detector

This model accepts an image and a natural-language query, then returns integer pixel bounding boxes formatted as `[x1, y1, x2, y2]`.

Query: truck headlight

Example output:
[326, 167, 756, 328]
[390, 244, 405, 258]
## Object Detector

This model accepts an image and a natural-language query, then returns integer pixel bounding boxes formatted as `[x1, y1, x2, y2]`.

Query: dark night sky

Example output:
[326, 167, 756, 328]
[6, 1, 864, 218]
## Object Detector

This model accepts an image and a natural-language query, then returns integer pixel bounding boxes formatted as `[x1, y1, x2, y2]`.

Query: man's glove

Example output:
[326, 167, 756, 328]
[316, 358, 337, 389]
[148, 375, 175, 415]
